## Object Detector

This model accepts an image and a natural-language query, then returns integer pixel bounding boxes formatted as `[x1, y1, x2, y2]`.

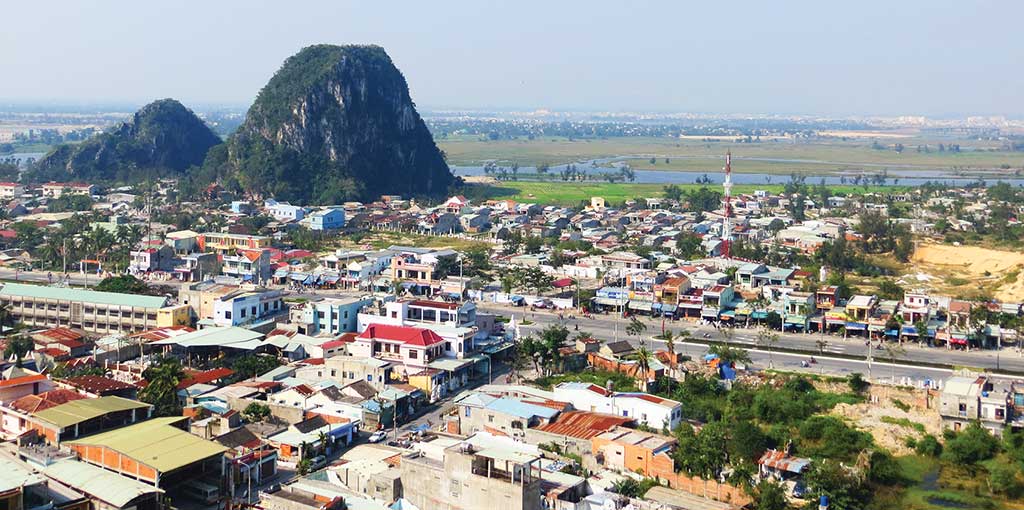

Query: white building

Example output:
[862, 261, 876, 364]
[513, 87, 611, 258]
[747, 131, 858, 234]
[553, 382, 683, 430]
[212, 288, 285, 327]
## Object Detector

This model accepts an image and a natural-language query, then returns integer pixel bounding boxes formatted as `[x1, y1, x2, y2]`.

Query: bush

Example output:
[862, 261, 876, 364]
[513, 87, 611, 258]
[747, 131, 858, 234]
[942, 423, 999, 465]
[867, 450, 902, 485]
[848, 373, 870, 394]
[797, 416, 873, 461]
[891, 398, 911, 412]
[989, 460, 1023, 498]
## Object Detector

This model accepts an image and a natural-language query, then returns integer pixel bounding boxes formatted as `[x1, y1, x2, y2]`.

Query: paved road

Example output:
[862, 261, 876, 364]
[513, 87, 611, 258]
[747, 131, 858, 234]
[478, 304, 1024, 383]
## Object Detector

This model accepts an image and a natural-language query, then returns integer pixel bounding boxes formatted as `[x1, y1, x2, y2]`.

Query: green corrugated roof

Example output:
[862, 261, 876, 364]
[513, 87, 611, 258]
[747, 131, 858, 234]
[0, 283, 168, 309]
[34, 396, 152, 429]
[67, 416, 227, 473]
[43, 460, 162, 507]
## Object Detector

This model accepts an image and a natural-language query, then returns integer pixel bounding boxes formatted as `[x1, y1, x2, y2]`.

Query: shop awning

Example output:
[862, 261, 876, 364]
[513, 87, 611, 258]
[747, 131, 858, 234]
[289, 273, 307, 281]
[552, 278, 575, 289]
[720, 310, 736, 320]
[303, 275, 315, 285]
[661, 304, 677, 314]
[751, 311, 768, 319]
[901, 326, 918, 335]
[593, 297, 625, 306]
[628, 301, 653, 312]
[845, 322, 867, 330]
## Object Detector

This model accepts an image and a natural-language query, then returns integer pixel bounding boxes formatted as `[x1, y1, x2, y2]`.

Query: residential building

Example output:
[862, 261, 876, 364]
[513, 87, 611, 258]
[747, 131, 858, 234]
[266, 201, 306, 222]
[0, 283, 169, 334]
[553, 382, 683, 430]
[453, 392, 560, 438]
[0, 182, 25, 198]
[212, 288, 285, 327]
[221, 249, 273, 283]
[164, 230, 201, 254]
[400, 438, 543, 510]
[348, 324, 447, 377]
[290, 296, 373, 335]
[128, 245, 175, 273]
[305, 208, 345, 231]
[197, 232, 271, 254]
[42, 182, 97, 197]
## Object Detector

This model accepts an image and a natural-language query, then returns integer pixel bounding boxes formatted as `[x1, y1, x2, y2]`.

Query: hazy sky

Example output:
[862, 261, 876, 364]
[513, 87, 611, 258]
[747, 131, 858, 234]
[2, 1, 1022, 117]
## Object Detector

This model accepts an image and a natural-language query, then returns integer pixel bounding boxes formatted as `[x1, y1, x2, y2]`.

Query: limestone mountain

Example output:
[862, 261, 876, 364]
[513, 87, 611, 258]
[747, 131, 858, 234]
[32, 99, 221, 182]
[206, 44, 452, 203]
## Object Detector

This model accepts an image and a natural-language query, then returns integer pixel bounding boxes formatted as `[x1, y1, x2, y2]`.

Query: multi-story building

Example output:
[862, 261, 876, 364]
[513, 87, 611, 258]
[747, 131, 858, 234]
[357, 300, 479, 358]
[400, 439, 544, 510]
[783, 291, 814, 331]
[305, 208, 345, 231]
[128, 245, 175, 273]
[164, 230, 201, 254]
[197, 232, 271, 254]
[221, 248, 273, 283]
[212, 288, 286, 327]
[0, 182, 25, 199]
[938, 374, 1014, 436]
[289, 296, 374, 335]
[348, 324, 447, 377]
[0, 283, 170, 334]
[42, 182, 97, 197]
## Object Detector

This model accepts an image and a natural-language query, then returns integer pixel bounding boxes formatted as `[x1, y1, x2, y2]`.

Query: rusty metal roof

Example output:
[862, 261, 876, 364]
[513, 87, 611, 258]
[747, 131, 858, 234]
[533, 411, 633, 439]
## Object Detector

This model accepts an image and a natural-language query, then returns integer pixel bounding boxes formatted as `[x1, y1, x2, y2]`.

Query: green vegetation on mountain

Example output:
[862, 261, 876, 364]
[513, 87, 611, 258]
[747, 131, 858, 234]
[193, 44, 453, 204]
[30, 99, 221, 183]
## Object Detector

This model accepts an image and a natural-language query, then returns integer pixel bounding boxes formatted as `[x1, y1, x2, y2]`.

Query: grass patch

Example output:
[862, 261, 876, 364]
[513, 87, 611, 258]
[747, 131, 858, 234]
[881, 415, 927, 434]
[892, 399, 912, 412]
[533, 369, 637, 391]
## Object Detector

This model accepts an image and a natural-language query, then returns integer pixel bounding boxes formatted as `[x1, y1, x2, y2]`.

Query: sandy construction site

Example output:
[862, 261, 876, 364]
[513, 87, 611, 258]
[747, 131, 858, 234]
[911, 243, 1024, 302]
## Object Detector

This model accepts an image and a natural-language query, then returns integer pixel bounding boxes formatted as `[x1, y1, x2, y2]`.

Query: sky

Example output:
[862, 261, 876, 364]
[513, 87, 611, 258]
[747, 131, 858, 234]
[2, 1, 1022, 117]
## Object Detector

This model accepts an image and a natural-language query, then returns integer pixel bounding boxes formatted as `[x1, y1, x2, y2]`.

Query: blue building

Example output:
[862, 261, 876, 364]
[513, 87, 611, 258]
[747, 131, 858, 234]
[306, 208, 345, 231]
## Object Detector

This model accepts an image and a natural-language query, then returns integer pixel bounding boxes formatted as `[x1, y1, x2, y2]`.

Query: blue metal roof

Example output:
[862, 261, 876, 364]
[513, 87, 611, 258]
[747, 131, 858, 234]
[484, 398, 559, 420]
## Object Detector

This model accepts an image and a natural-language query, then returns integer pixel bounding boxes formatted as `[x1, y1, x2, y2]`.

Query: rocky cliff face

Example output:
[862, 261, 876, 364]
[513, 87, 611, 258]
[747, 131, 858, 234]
[33, 99, 221, 182]
[221, 44, 452, 203]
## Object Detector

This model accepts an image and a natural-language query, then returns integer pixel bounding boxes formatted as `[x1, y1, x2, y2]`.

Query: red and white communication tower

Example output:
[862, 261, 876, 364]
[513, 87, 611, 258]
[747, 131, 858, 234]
[722, 151, 733, 258]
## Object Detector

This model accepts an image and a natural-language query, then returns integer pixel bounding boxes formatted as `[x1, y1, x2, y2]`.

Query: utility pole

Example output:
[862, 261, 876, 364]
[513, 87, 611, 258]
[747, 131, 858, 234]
[722, 151, 733, 258]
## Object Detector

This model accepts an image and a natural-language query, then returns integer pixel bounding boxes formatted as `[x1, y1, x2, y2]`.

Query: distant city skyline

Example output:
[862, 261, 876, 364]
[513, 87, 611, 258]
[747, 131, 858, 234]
[2, 1, 1022, 118]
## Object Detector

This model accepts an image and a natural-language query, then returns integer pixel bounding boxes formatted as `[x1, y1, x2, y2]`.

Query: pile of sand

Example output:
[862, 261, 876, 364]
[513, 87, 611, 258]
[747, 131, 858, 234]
[912, 243, 1024, 301]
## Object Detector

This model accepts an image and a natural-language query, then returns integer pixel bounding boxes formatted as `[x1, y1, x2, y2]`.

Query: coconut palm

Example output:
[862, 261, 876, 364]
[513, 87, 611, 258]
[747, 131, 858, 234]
[631, 346, 653, 379]
[140, 355, 186, 416]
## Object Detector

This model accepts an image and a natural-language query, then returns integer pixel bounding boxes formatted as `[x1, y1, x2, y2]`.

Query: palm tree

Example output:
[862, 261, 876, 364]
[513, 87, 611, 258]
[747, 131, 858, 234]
[140, 355, 186, 416]
[663, 329, 676, 358]
[631, 346, 653, 380]
[317, 431, 329, 455]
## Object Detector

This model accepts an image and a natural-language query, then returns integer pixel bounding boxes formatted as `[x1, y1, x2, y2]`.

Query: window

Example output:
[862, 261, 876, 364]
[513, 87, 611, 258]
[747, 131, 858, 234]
[409, 350, 417, 359]
[225, 311, 232, 319]
[465, 407, 471, 417]
[488, 415, 494, 423]
[240, 308, 247, 318]
[251, 306, 257, 316]
[366, 375, 372, 382]
[511, 421, 523, 429]
[445, 342, 452, 352]
[344, 311, 349, 319]
[318, 311, 325, 319]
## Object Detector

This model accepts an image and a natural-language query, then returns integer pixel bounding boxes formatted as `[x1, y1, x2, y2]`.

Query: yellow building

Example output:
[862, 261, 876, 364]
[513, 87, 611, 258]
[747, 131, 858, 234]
[157, 304, 192, 327]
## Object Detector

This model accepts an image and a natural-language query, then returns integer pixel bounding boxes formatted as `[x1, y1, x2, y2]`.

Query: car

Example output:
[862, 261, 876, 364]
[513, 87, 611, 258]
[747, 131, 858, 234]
[309, 455, 327, 470]
[368, 430, 388, 443]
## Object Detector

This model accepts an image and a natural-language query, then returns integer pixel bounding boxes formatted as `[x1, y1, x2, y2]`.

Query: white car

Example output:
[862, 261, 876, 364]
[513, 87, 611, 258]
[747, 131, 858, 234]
[368, 431, 388, 443]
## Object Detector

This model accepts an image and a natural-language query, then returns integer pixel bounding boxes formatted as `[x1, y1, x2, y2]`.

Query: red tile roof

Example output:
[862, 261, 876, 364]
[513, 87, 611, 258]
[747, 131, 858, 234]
[359, 324, 445, 347]
[10, 389, 86, 414]
[62, 375, 135, 394]
[533, 411, 633, 439]
[35, 327, 84, 343]
[0, 373, 48, 388]
[178, 367, 235, 389]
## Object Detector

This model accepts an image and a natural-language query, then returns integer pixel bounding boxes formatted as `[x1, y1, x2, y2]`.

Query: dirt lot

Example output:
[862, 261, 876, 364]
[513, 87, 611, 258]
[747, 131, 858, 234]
[911, 243, 1024, 301]
[832, 387, 942, 455]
